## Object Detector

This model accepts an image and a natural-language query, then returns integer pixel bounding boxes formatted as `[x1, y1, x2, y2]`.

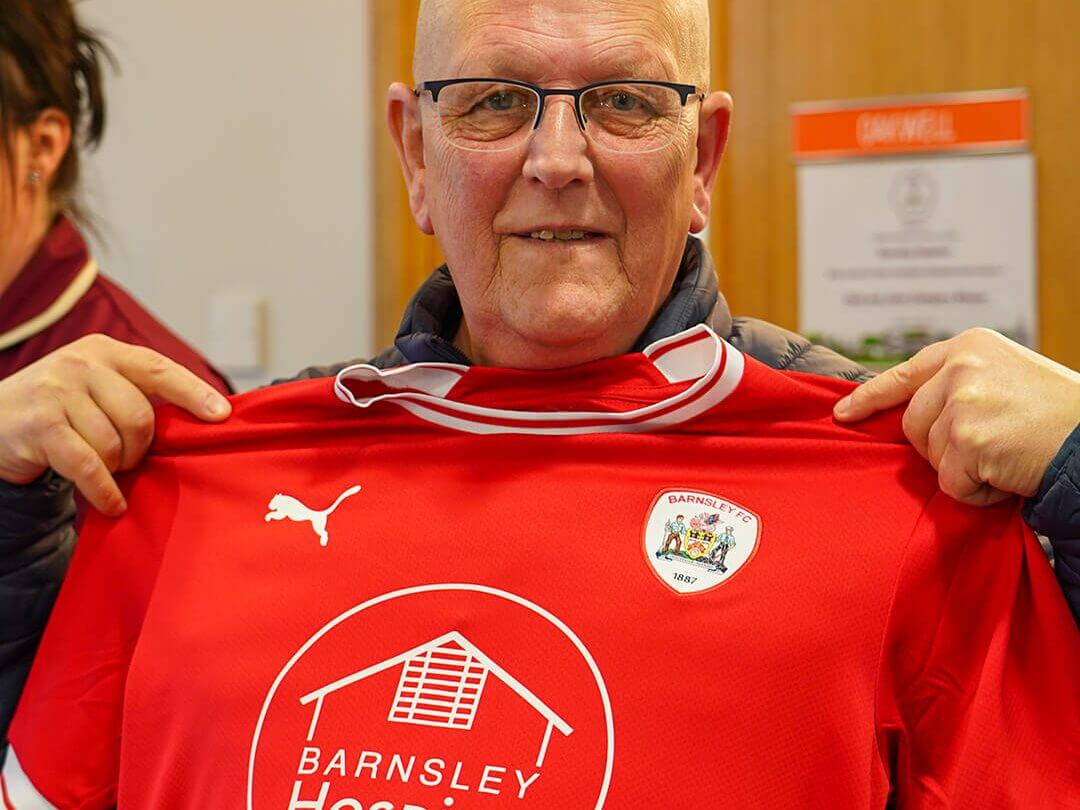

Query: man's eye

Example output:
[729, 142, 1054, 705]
[483, 91, 518, 111]
[608, 93, 639, 112]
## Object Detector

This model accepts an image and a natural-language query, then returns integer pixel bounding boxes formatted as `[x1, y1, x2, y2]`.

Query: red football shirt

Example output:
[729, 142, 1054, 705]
[5, 326, 1078, 809]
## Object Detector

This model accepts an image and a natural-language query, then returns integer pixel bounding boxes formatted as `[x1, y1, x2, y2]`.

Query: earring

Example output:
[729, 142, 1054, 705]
[27, 168, 42, 187]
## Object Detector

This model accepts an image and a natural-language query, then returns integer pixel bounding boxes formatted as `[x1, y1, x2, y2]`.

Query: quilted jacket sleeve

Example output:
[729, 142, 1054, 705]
[728, 317, 875, 383]
[1024, 424, 1080, 625]
[0, 472, 76, 759]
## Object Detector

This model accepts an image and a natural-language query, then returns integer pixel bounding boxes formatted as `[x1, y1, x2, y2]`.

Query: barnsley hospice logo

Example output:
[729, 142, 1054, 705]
[248, 585, 614, 809]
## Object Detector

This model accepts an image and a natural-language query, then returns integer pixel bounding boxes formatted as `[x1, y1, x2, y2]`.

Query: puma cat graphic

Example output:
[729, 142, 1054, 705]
[263, 485, 362, 546]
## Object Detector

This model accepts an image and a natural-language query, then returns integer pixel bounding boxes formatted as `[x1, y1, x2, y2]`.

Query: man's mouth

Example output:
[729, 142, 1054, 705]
[515, 229, 605, 243]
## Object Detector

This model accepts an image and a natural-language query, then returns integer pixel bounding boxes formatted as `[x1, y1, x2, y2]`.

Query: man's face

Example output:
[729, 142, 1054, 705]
[404, 0, 722, 368]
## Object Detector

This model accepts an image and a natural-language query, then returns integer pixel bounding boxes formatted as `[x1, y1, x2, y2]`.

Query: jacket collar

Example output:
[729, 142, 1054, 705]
[0, 216, 98, 350]
[393, 235, 733, 365]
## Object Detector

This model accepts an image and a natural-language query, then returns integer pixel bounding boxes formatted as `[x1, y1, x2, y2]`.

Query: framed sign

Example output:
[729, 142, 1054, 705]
[793, 90, 1037, 364]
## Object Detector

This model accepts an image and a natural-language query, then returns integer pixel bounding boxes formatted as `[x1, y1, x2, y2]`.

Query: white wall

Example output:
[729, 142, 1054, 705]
[82, 0, 374, 389]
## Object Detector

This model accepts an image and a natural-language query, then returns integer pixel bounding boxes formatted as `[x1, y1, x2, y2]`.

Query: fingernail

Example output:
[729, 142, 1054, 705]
[205, 394, 230, 418]
[834, 396, 851, 416]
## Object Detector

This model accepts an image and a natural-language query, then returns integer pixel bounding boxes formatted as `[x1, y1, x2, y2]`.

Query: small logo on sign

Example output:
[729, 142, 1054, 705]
[643, 489, 760, 594]
[889, 168, 938, 226]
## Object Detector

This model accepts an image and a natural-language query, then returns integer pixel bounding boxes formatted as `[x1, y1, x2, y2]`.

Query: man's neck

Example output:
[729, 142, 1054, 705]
[453, 317, 638, 370]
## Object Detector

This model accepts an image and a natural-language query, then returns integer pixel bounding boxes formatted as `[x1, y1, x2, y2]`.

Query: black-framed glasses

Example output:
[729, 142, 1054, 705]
[414, 78, 704, 154]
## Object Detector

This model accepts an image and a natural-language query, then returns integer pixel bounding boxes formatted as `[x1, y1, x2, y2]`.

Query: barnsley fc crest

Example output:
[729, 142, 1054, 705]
[643, 489, 761, 594]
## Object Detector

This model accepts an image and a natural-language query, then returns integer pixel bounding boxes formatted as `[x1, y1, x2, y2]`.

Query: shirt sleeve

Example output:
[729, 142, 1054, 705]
[0, 466, 172, 810]
[876, 491, 1080, 808]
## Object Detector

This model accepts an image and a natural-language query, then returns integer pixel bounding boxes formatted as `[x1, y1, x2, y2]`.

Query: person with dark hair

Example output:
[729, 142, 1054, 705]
[0, 0, 230, 387]
[0, 0, 230, 754]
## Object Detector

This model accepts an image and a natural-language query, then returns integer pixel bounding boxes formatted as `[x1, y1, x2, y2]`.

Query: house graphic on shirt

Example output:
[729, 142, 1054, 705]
[298, 630, 574, 768]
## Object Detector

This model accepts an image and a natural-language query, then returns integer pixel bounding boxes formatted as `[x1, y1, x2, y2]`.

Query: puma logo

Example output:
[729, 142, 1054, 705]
[264, 485, 362, 547]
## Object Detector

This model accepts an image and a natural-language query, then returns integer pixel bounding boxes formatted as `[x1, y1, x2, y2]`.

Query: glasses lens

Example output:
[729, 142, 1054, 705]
[435, 81, 539, 151]
[581, 83, 686, 153]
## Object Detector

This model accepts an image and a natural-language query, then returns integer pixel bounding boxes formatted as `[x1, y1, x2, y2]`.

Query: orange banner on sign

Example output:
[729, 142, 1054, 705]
[792, 91, 1029, 160]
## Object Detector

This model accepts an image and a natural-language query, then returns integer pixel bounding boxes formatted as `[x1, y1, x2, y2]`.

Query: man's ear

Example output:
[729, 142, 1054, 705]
[689, 91, 733, 234]
[387, 82, 433, 235]
[27, 108, 71, 190]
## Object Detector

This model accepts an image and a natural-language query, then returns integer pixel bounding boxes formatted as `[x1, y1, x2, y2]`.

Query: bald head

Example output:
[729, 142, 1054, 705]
[414, 0, 711, 89]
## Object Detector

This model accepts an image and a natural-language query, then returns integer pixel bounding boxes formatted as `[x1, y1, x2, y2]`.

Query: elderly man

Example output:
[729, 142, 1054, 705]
[0, 0, 1078, 806]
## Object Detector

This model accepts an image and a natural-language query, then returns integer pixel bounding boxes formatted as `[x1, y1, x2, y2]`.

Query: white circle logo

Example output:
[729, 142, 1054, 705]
[248, 584, 614, 809]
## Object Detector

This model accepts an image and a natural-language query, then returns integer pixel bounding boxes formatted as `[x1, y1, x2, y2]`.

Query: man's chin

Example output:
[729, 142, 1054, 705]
[472, 244, 648, 366]
[492, 292, 643, 368]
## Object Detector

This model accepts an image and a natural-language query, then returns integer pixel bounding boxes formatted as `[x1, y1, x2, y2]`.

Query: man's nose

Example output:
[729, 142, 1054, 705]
[522, 96, 595, 189]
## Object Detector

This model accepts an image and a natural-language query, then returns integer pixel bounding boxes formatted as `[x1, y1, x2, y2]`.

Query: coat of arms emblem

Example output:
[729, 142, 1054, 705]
[643, 489, 760, 594]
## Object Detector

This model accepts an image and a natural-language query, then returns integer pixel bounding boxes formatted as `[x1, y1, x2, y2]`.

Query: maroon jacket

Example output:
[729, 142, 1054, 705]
[0, 216, 230, 393]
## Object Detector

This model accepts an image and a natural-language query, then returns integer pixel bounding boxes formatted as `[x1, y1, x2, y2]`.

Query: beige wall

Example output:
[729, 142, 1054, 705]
[84, 0, 375, 388]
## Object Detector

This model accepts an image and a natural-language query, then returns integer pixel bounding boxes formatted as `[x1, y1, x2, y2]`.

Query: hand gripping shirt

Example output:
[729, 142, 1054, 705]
[5, 326, 1079, 809]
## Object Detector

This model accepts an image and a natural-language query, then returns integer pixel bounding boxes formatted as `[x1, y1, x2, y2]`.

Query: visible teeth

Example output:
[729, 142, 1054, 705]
[529, 230, 587, 241]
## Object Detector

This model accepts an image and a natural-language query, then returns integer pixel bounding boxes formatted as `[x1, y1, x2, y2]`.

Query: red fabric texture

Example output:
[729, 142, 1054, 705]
[8, 343, 1078, 808]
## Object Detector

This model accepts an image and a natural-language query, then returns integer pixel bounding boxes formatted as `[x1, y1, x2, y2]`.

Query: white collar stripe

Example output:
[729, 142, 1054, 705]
[644, 327, 727, 384]
[334, 325, 744, 435]
[0, 258, 98, 352]
[394, 338, 728, 428]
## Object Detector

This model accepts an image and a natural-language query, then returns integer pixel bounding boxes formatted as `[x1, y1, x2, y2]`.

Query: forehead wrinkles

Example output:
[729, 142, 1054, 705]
[416, 0, 704, 84]
[459, 27, 678, 83]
